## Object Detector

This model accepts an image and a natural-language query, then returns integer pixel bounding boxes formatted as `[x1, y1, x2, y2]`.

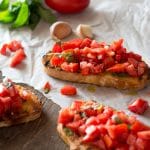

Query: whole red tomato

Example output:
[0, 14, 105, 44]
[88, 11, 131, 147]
[45, 0, 90, 14]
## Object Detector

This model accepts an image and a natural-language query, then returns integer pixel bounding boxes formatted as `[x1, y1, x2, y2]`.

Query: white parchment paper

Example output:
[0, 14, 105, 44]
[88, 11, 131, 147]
[0, 0, 150, 125]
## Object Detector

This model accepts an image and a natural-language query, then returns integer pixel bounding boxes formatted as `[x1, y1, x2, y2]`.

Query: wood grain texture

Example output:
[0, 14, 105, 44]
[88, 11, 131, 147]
[0, 71, 68, 150]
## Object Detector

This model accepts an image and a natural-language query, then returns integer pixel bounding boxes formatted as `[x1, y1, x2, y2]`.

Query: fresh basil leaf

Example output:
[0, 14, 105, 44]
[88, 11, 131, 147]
[0, 0, 9, 10]
[11, 2, 29, 29]
[37, 4, 56, 24]
[9, 1, 22, 15]
[29, 11, 40, 29]
[0, 9, 15, 23]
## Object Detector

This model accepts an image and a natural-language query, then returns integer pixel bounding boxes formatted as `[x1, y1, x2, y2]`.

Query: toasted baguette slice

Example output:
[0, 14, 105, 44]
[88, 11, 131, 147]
[57, 100, 150, 150]
[42, 53, 150, 90]
[0, 78, 43, 127]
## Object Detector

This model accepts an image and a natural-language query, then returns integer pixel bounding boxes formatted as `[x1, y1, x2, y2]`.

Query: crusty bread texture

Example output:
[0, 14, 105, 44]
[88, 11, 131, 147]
[42, 53, 150, 90]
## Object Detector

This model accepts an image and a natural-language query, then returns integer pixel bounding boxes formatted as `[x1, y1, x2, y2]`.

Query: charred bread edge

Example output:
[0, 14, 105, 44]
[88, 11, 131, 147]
[42, 53, 149, 90]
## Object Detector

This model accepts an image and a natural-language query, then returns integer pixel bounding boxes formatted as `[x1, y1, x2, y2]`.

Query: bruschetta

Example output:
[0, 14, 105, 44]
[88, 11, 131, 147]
[42, 38, 150, 90]
[0, 74, 42, 127]
[57, 100, 150, 150]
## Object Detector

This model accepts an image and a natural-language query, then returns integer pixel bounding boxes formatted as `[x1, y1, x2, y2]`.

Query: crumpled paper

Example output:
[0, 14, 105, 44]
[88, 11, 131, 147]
[0, 0, 150, 125]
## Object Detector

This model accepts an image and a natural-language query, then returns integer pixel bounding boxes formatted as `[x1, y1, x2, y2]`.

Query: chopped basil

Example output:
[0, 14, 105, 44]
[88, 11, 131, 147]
[62, 52, 75, 63]
[44, 88, 50, 94]
[112, 115, 122, 124]
[63, 127, 74, 136]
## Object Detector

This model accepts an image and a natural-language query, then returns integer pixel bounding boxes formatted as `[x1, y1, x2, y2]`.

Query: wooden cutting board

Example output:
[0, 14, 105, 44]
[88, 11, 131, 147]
[0, 73, 68, 150]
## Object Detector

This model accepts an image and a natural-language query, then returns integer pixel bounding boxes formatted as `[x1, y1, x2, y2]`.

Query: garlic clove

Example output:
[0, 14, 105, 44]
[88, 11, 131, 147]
[76, 24, 93, 39]
[50, 21, 72, 40]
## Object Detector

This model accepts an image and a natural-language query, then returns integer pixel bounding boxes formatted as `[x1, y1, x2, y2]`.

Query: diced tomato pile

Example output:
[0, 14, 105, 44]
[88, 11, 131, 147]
[0, 79, 24, 118]
[50, 38, 148, 77]
[0, 40, 26, 67]
[58, 100, 150, 150]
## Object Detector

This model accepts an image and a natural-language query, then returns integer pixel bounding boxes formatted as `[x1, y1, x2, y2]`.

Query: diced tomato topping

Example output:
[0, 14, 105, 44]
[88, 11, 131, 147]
[10, 49, 26, 67]
[128, 52, 142, 61]
[128, 98, 149, 114]
[107, 63, 129, 73]
[0, 100, 4, 117]
[126, 64, 138, 77]
[84, 108, 97, 117]
[58, 108, 74, 124]
[62, 39, 83, 50]
[127, 134, 137, 145]
[103, 134, 114, 148]
[71, 100, 84, 111]
[92, 139, 107, 150]
[0, 97, 12, 112]
[78, 124, 87, 135]
[90, 40, 102, 48]
[111, 39, 124, 51]
[60, 85, 77, 96]
[11, 97, 22, 113]
[135, 138, 150, 150]
[103, 57, 115, 69]
[50, 56, 65, 67]
[0, 44, 9, 55]
[131, 120, 150, 133]
[66, 119, 84, 133]
[137, 131, 150, 140]
[61, 62, 79, 73]
[82, 125, 100, 142]
[85, 116, 99, 126]
[80, 38, 92, 48]
[8, 40, 23, 52]
[52, 43, 62, 53]
[0, 84, 10, 97]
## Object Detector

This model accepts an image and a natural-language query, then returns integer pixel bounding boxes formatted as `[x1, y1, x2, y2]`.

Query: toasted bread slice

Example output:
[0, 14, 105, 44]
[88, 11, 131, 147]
[42, 52, 150, 90]
[0, 75, 43, 127]
[57, 100, 150, 150]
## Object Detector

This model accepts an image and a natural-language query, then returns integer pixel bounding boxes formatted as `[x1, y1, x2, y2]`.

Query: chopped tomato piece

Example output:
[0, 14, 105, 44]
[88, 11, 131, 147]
[52, 43, 62, 53]
[84, 108, 97, 117]
[90, 40, 102, 48]
[80, 61, 91, 75]
[103, 134, 113, 148]
[66, 120, 84, 133]
[60, 85, 77, 96]
[0, 84, 9, 97]
[127, 52, 142, 61]
[128, 98, 149, 114]
[10, 49, 26, 67]
[103, 57, 115, 69]
[50, 56, 65, 67]
[8, 40, 23, 52]
[135, 137, 150, 150]
[131, 121, 150, 133]
[58, 108, 74, 124]
[92, 139, 107, 150]
[82, 125, 100, 142]
[43, 81, 51, 94]
[111, 39, 124, 51]
[71, 100, 84, 111]
[11, 97, 22, 112]
[126, 64, 138, 77]
[80, 38, 92, 48]
[107, 63, 129, 73]
[0, 99, 4, 117]
[78, 124, 87, 135]
[137, 131, 150, 140]
[128, 58, 138, 68]
[0, 97, 12, 112]
[127, 134, 137, 145]
[61, 62, 79, 73]
[62, 39, 83, 50]
[85, 116, 99, 126]
[0, 44, 9, 55]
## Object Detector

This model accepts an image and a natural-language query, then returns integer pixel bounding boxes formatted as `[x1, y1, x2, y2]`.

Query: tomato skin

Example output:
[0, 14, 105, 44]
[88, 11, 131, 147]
[8, 40, 23, 52]
[58, 108, 74, 124]
[0, 84, 10, 97]
[45, 0, 90, 14]
[0, 97, 12, 112]
[60, 85, 77, 95]
[0, 44, 9, 55]
[128, 99, 149, 115]
[137, 131, 150, 140]
[10, 49, 26, 67]
[52, 43, 62, 53]
[71, 100, 84, 111]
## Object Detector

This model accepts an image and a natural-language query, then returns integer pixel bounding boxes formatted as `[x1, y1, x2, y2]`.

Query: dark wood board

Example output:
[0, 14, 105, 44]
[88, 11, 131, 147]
[0, 72, 68, 150]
